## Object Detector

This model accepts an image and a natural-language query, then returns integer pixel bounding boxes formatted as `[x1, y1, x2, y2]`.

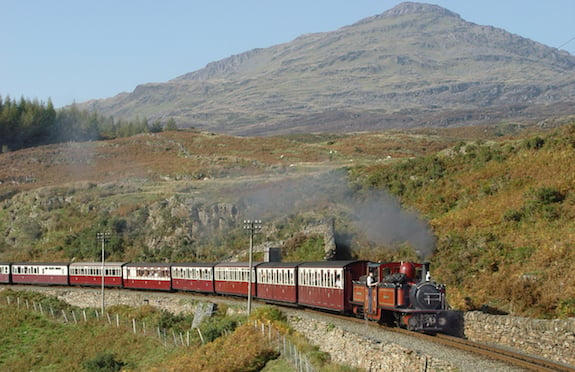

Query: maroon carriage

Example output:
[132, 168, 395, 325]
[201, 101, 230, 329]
[171, 263, 215, 293]
[69, 262, 126, 287]
[214, 262, 261, 297]
[297, 260, 367, 313]
[122, 263, 172, 291]
[0, 263, 11, 283]
[11, 263, 69, 285]
[256, 262, 301, 305]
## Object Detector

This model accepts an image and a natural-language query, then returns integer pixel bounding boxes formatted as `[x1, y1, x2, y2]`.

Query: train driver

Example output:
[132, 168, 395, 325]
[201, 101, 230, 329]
[367, 271, 378, 313]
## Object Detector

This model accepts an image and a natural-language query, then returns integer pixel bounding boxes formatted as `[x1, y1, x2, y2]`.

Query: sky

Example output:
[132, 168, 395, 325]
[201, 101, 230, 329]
[2, 0, 574, 108]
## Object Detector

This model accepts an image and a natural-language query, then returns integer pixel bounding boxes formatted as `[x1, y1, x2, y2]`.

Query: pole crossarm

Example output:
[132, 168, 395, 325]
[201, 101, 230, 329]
[243, 220, 262, 316]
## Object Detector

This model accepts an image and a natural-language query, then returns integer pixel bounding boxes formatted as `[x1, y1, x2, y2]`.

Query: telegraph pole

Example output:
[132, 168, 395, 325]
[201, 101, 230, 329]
[97, 231, 111, 314]
[243, 220, 262, 316]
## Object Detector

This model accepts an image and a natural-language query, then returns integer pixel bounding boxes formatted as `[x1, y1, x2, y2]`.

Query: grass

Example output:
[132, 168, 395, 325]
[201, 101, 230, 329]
[0, 303, 169, 371]
[0, 290, 358, 371]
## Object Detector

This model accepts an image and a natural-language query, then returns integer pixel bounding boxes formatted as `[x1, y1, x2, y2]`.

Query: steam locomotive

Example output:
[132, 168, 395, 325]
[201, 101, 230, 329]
[0, 259, 454, 333]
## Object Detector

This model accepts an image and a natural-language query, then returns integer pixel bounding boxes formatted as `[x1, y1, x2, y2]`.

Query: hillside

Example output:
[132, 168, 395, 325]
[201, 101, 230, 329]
[79, 2, 575, 135]
[1, 121, 575, 318]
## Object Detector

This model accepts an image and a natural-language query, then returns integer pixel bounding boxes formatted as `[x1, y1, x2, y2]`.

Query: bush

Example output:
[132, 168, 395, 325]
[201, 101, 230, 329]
[82, 352, 125, 372]
[200, 315, 241, 343]
[523, 136, 545, 150]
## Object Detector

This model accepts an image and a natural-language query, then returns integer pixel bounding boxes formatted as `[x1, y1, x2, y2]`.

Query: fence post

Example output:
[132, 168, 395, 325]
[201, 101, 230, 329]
[197, 328, 205, 344]
[62, 310, 69, 323]
[132, 319, 137, 334]
[72, 310, 78, 324]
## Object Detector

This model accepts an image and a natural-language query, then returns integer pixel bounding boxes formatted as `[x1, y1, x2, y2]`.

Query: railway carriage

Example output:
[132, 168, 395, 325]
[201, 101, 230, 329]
[297, 260, 367, 313]
[0, 263, 11, 283]
[171, 263, 215, 293]
[256, 262, 300, 305]
[122, 263, 172, 291]
[69, 262, 126, 287]
[214, 262, 261, 297]
[1, 256, 455, 334]
[11, 263, 69, 285]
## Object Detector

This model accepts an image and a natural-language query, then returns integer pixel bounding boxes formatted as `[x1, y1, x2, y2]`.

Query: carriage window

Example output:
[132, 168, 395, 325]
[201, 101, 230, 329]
[336, 273, 342, 288]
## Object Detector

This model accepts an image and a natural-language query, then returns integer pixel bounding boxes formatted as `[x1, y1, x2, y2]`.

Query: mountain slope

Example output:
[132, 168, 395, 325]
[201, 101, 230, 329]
[81, 2, 575, 135]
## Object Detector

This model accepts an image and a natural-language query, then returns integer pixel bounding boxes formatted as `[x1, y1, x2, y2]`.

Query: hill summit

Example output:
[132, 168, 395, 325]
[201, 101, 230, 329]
[81, 2, 575, 135]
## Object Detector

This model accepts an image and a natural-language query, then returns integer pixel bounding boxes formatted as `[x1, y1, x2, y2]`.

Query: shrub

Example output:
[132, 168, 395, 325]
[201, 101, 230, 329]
[82, 352, 125, 372]
[502, 209, 523, 222]
[200, 315, 241, 343]
[523, 136, 545, 150]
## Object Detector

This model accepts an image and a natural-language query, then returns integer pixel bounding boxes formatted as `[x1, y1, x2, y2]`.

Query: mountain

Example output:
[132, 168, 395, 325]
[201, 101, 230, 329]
[80, 2, 575, 136]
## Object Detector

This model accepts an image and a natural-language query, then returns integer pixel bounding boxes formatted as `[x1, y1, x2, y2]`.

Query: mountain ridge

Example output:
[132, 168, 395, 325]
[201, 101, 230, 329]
[80, 2, 575, 135]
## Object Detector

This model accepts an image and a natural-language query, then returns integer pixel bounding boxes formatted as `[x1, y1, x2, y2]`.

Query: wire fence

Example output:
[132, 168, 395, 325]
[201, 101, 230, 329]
[2, 295, 319, 371]
[2, 295, 202, 349]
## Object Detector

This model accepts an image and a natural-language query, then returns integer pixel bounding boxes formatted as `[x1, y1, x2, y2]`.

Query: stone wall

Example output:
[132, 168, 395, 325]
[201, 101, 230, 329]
[289, 316, 456, 371]
[464, 311, 575, 366]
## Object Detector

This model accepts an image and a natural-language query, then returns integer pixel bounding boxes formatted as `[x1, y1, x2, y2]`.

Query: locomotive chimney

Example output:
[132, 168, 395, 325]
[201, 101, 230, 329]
[422, 262, 431, 281]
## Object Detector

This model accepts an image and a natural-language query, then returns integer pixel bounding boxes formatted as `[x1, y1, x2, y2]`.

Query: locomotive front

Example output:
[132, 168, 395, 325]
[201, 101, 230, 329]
[401, 262, 453, 332]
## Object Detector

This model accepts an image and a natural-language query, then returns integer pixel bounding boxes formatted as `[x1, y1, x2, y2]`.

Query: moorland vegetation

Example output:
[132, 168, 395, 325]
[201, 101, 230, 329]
[0, 106, 574, 319]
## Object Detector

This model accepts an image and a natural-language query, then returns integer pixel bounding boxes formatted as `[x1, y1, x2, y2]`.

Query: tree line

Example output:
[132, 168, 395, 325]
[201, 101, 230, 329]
[0, 96, 177, 153]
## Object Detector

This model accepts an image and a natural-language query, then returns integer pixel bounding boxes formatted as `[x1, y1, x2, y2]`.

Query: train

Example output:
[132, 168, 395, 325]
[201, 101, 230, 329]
[0, 259, 454, 333]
